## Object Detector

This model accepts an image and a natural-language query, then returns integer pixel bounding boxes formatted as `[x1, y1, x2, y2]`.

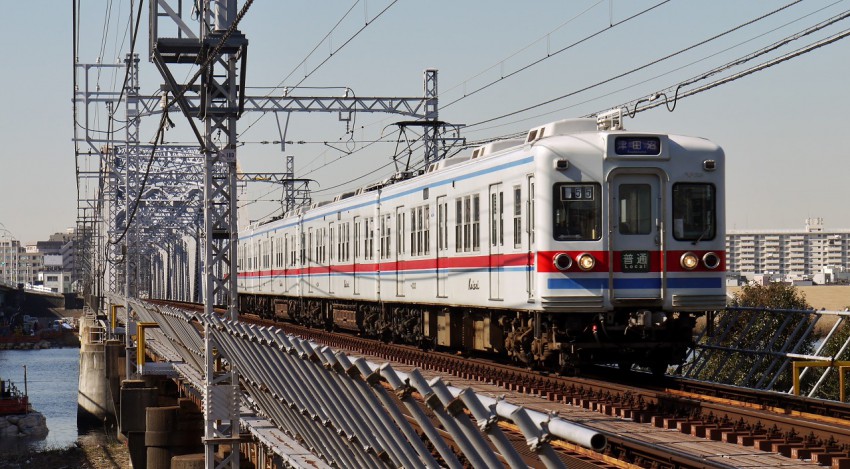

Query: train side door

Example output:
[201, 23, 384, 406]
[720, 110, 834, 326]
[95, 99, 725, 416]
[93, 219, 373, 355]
[436, 196, 448, 297]
[526, 176, 536, 300]
[489, 183, 504, 300]
[307, 227, 314, 293]
[328, 222, 335, 294]
[609, 171, 664, 303]
[284, 233, 290, 292]
[395, 207, 405, 297]
[353, 216, 361, 295]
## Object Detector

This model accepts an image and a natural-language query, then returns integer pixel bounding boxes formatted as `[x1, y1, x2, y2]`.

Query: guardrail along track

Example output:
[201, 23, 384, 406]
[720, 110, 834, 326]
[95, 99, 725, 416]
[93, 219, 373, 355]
[149, 301, 850, 467]
[256, 317, 850, 467]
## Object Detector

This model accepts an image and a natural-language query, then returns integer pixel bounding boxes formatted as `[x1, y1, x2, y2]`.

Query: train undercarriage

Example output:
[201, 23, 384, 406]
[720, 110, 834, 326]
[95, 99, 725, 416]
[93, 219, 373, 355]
[240, 293, 698, 375]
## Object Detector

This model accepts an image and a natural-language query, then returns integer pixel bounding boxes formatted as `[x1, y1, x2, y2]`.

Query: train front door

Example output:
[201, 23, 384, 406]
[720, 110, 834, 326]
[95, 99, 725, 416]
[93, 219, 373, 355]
[609, 171, 664, 303]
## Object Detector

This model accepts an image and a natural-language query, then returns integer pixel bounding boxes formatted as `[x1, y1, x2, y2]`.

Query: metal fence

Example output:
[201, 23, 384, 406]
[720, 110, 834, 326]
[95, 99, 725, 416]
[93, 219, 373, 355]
[679, 307, 850, 399]
[125, 299, 606, 468]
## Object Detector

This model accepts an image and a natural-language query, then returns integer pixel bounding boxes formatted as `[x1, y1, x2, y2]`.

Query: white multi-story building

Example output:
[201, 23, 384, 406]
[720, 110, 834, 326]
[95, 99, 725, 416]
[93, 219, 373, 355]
[0, 239, 22, 285]
[726, 218, 850, 283]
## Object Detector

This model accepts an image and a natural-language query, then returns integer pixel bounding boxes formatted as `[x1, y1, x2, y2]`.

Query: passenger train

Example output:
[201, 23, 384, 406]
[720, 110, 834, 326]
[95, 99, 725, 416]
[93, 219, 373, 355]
[237, 112, 725, 373]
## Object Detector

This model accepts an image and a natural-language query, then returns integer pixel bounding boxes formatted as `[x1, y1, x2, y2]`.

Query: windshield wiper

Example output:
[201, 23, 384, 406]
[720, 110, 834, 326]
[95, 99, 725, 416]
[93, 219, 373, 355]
[692, 225, 712, 246]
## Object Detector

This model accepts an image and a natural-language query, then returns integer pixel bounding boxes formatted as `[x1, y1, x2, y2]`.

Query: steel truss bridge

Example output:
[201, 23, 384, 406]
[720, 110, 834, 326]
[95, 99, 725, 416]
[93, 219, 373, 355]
[71, 2, 850, 468]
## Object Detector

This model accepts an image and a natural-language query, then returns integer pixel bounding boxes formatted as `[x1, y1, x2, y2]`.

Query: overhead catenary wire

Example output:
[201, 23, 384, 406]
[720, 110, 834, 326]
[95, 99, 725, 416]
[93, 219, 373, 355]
[439, 0, 606, 100]
[618, 8, 850, 116]
[440, 0, 676, 111]
[238, 0, 400, 140]
[462, 13, 850, 147]
[277, 1, 362, 91]
[108, 0, 145, 118]
[463, 0, 809, 129]
[618, 27, 850, 117]
[461, 3, 849, 138]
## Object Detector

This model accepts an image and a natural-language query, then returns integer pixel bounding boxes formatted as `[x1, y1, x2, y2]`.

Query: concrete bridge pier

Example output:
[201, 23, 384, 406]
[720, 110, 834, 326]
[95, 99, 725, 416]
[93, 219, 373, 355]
[77, 314, 117, 428]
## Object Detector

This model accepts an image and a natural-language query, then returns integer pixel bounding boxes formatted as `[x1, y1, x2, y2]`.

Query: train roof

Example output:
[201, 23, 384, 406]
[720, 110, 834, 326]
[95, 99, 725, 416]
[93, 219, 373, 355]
[248, 111, 719, 233]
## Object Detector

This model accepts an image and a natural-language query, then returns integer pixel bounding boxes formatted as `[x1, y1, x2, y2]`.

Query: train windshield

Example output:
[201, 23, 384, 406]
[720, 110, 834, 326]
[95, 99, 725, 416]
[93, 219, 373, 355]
[672, 183, 716, 241]
[552, 183, 601, 241]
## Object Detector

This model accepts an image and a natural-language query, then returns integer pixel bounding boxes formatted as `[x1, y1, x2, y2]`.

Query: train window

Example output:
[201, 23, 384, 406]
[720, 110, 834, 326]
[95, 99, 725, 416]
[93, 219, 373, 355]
[437, 198, 448, 252]
[513, 186, 522, 248]
[552, 183, 601, 241]
[329, 227, 334, 262]
[455, 199, 462, 253]
[672, 183, 716, 241]
[618, 184, 652, 235]
[300, 232, 305, 265]
[344, 223, 350, 261]
[424, 206, 431, 255]
[490, 190, 504, 247]
[464, 197, 472, 251]
[454, 195, 480, 252]
[396, 210, 405, 255]
[409, 206, 431, 256]
[320, 228, 326, 264]
[499, 192, 500, 246]
[364, 218, 374, 260]
[354, 221, 360, 259]
[381, 215, 392, 259]
[472, 195, 480, 251]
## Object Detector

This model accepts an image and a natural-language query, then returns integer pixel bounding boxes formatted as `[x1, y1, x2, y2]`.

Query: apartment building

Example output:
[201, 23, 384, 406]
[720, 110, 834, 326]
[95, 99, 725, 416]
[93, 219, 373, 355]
[726, 218, 850, 283]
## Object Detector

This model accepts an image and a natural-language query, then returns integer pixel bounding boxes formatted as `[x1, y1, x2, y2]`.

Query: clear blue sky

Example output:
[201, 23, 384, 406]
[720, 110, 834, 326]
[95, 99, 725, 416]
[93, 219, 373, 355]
[1, 0, 849, 242]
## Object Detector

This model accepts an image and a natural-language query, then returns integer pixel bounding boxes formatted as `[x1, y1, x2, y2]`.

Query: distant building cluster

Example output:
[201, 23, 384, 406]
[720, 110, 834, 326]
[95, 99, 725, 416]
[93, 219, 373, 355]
[0, 228, 77, 293]
[726, 218, 850, 285]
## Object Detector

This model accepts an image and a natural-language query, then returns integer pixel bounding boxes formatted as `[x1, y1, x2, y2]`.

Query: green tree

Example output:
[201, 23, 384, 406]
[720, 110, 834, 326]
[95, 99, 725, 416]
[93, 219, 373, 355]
[731, 282, 811, 309]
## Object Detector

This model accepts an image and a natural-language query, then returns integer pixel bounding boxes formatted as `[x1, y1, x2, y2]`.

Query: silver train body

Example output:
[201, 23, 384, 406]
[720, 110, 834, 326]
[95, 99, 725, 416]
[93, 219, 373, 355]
[237, 117, 726, 371]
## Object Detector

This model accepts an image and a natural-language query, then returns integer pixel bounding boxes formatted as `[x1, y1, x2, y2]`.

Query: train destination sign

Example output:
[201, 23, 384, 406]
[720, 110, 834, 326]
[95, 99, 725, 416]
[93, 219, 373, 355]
[614, 136, 661, 156]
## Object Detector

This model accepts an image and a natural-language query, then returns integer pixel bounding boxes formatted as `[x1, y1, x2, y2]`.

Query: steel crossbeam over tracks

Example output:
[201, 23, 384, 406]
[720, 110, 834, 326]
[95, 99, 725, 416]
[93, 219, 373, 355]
[119, 296, 605, 468]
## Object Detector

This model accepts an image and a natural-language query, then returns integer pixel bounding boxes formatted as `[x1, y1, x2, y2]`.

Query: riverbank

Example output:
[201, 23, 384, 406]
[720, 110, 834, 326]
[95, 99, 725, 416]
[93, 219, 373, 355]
[0, 433, 130, 469]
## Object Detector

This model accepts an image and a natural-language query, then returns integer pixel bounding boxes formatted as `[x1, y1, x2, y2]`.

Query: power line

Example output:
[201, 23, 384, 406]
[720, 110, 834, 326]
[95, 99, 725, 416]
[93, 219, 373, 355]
[238, 0, 399, 140]
[464, 0, 808, 129]
[440, 0, 605, 98]
[460, 3, 847, 139]
[618, 27, 850, 117]
[440, 0, 674, 111]
[278, 1, 362, 90]
[109, 0, 145, 118]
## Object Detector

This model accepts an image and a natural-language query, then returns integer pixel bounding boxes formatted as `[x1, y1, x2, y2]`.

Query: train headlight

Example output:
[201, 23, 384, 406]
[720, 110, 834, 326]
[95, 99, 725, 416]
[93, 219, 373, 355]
[577, 253, 595, 271]
[680, 252, 699, 270]
[553, 253, 573, 271]
[702, 252, 721, 269]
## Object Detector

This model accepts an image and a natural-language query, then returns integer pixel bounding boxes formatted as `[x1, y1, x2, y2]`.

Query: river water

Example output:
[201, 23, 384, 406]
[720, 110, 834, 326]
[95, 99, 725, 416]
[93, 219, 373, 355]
[0, 347, 86, 452]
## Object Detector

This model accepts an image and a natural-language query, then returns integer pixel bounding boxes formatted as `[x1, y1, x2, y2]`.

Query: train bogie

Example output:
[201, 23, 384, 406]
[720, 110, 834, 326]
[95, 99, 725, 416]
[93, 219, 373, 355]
[238, 112, 725, 372]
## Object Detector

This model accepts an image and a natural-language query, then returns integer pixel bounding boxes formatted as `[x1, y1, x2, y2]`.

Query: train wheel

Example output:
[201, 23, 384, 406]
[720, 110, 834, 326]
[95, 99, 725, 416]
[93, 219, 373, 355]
[649, 362, 668, 377]
[617, 361, 634, 372]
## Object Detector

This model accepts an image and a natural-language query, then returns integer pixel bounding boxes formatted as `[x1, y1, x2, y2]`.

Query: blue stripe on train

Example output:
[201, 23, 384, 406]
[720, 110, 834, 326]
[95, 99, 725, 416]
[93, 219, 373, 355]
[548, 276, 722, 290]
[667, 277, 723, 289]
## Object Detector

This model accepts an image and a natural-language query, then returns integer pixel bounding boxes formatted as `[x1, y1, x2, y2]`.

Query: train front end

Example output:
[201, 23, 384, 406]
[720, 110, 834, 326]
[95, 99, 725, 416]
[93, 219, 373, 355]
[529, 118, 725, 373]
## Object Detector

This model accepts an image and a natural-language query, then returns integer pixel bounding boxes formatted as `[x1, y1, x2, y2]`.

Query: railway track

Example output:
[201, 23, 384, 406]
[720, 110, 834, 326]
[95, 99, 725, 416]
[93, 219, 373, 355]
[149, 300, 850, 467]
